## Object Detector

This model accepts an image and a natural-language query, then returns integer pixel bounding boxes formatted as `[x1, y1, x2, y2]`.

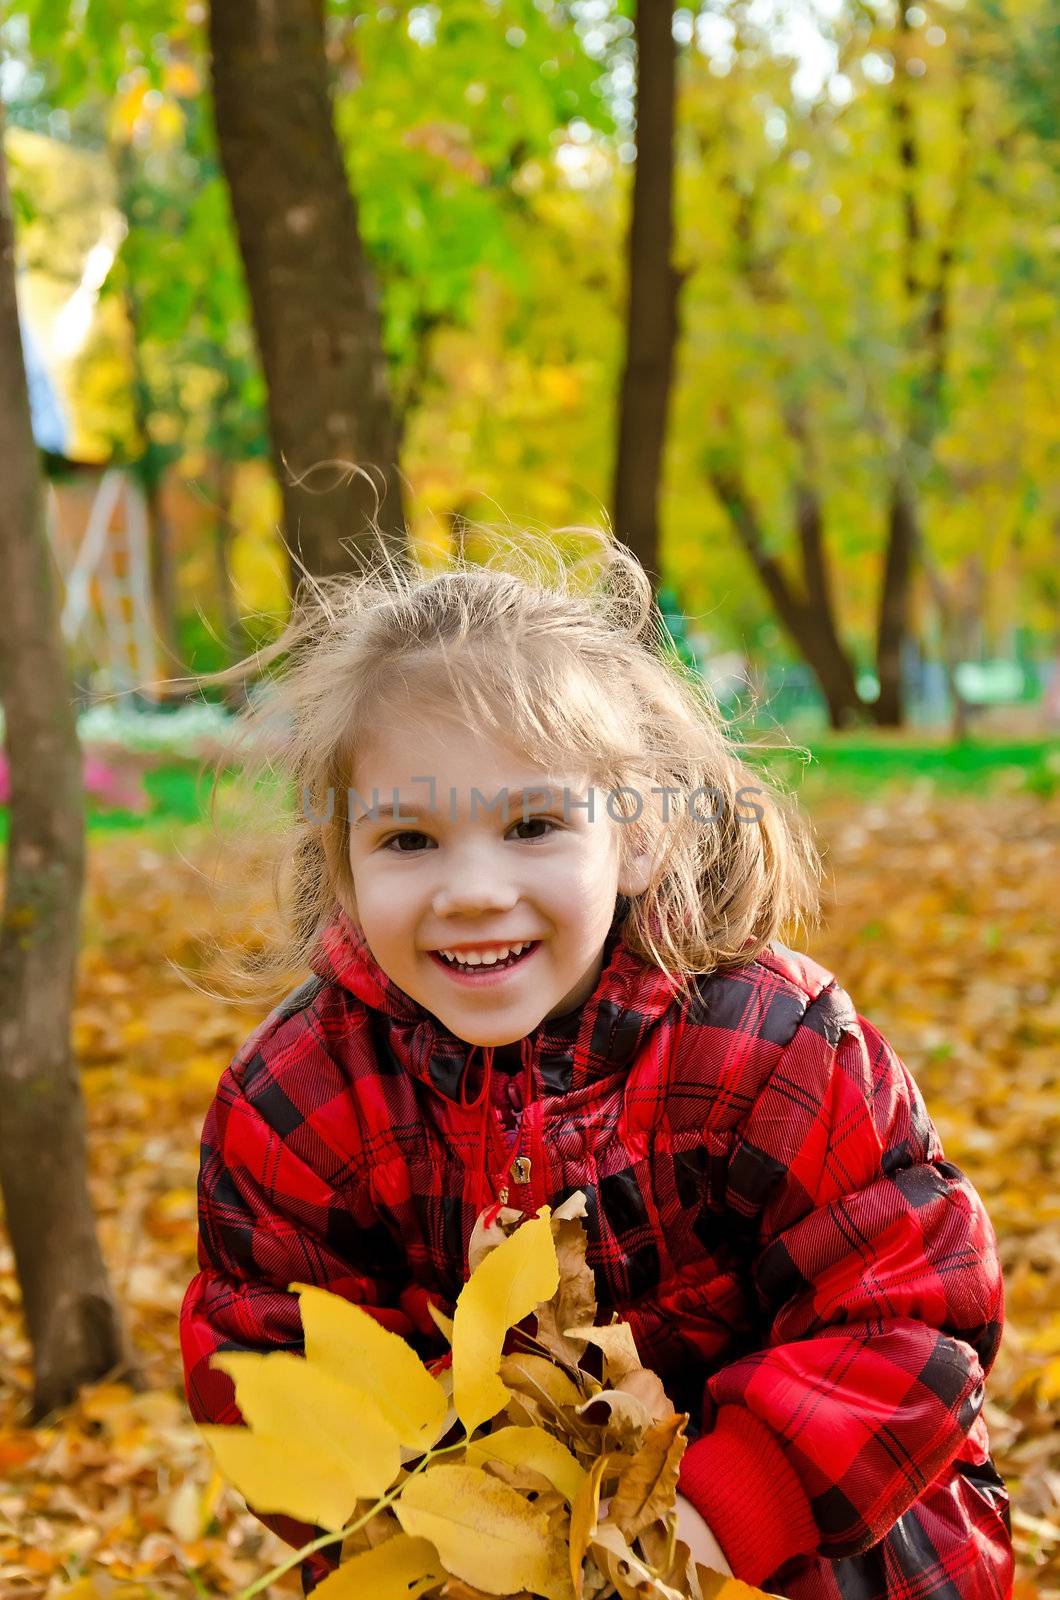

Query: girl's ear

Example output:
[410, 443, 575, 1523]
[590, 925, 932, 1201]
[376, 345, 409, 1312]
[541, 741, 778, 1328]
[616, 780, 667, 899]
[618, 832, 657, 898]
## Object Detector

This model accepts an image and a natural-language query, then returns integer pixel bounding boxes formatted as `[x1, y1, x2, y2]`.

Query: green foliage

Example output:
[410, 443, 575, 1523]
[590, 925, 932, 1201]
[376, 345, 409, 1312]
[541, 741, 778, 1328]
[330, 2, 613, 395]
[4, 0, 1057, 662]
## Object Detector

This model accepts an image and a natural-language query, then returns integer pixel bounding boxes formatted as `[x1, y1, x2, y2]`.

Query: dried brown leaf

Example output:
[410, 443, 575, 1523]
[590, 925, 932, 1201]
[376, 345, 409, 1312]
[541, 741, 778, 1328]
[566, 1322, 642, 1383]
[614, 1367, 676, 1424]
[609, 1416, 687, 1542]
[536, 1195, 597, 1365]
[575, 1387, 655, 1452]
[592, 1524, 685, 1600]
[467, 1205, 525, 1273]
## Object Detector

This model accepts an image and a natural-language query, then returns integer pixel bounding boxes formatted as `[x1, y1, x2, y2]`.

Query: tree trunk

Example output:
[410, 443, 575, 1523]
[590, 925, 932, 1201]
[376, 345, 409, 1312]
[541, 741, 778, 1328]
[708, 178, 865, 729]
[875, 477, 918, 725]
[919, 543, 974, 741]
[875, 9, 972, 726]
[710, 462, 863, 730]
[209, 454, 248, 704]
[612, 0, 682, 591]
[0, 114, 138, 1423]
[208, 0, 407, 584]
[786, 406, 864, 725]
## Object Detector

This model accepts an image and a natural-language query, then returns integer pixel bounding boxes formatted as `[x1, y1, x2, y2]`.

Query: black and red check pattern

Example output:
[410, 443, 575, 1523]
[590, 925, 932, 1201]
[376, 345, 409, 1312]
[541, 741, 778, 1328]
[180, 905, 1013, 1598]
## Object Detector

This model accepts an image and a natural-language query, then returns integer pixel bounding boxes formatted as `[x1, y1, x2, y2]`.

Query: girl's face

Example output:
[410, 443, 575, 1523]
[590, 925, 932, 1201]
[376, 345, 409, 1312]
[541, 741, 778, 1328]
[346, 711, 651, 1046]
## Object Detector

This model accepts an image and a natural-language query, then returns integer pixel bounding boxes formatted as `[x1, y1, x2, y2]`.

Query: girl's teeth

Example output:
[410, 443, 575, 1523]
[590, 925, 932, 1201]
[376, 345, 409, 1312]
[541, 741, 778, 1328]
[440, 941, 529, 967]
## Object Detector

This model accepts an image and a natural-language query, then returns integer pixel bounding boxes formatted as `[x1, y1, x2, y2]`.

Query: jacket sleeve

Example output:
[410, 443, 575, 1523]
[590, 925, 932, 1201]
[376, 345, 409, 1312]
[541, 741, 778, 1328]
[179, 1008, 419, 1592]
[676, 982, 1004, 1588]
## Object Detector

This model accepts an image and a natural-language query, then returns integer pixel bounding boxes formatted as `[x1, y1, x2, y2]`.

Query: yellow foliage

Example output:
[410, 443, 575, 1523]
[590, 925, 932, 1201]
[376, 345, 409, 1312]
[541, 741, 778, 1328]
[395, 1463, 573, 1600]
[466, 1423, 586, 1503]
[208, 1349, 401, 1515]
[312, 1532, 445, 1599]
[451, 1205, 559, 1434]
[569, 1452, 613, 1597]
[196, 1425, 370, 1532]
[289, 1281, 448, 1450]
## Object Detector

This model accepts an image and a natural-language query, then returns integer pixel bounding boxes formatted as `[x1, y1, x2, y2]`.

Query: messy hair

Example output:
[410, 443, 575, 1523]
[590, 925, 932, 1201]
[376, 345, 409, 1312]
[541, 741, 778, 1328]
[176, 521, 821, 1009]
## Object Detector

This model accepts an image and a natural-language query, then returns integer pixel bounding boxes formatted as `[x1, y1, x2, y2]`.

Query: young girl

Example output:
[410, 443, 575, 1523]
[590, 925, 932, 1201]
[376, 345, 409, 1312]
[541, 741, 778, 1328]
[180, 528, 1013, 1599]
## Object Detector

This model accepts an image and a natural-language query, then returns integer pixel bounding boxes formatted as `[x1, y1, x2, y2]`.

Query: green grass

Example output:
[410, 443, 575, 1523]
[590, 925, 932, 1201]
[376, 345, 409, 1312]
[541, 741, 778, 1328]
[739, 733, 1060, 798]
[0, 761, 249, 843]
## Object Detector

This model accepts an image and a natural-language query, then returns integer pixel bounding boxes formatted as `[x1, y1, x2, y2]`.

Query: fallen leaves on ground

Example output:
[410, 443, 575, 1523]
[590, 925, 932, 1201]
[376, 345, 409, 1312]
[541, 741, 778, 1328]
[0, 784, 1055, 1595]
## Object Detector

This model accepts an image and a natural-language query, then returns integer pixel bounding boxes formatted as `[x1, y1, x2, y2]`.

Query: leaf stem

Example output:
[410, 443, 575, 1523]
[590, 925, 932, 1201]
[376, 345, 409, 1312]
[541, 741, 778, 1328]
[233, 1526, 345, 1600]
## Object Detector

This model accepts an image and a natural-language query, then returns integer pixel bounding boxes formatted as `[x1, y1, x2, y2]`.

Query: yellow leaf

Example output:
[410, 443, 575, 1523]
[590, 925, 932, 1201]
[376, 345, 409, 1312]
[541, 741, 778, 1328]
[395, 1462, 572, 1600]
[152, 99, 186, 143]
[466, 1424, 586, 1503]
[291, 1282, 449, 1449]
[452, 1207, 558, 1434]
[428, 1300, 455, 1343]
[697, 1572, 785, 1600]
[639, 1522, 696, 1593]
[312, 1532, 444, 1599]
[164, 1477, 203, 1543]
[109, 80, 148, 142]
[209, 1351, 400, 1503]
[197, 1425, 360, 1531]
[569, 1452, 614, 1597]
[499, 1351, 586, 1410]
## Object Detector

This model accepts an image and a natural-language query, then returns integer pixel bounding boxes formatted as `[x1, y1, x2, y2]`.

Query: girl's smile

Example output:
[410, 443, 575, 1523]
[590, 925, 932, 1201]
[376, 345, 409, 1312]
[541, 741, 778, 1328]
[427, 938, 542, 984]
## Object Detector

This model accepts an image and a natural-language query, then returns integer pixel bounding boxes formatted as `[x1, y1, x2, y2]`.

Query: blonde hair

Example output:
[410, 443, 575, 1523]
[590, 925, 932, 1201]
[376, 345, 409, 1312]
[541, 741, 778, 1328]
[177, 522, 821, 1010]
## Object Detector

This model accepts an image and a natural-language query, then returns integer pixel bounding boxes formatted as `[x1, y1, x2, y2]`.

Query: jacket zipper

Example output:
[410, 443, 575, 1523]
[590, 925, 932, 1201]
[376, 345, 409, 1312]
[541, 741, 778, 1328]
[494, 1044, 539, 1208]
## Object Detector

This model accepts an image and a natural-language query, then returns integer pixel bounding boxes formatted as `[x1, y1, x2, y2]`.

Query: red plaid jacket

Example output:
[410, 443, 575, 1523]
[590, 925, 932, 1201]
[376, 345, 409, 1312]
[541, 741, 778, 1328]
[180, 905, 1013, 1599]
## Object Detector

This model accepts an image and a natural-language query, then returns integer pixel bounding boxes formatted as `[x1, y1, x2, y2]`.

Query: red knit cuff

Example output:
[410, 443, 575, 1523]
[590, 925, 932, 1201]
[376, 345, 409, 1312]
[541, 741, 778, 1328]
[678, 1406, 819, 1585]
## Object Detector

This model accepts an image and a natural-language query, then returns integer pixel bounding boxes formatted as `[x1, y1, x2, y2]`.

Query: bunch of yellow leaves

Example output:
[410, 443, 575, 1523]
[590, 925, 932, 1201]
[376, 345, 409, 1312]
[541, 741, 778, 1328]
[199, 1192, 778, 1600]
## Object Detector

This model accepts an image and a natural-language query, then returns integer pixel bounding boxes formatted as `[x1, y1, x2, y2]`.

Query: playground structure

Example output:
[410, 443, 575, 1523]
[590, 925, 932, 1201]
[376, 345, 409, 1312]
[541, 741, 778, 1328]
[47, 470, 161, 705]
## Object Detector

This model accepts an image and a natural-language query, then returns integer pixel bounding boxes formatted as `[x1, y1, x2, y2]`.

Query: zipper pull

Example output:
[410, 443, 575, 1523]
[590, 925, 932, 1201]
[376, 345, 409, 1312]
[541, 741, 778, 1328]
[510, 1156, 532, 1185]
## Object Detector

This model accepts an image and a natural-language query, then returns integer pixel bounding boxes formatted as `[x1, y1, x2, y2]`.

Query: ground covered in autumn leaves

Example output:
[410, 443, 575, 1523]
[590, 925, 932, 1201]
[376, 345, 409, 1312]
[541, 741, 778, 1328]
[0, 775, 1057, 1597]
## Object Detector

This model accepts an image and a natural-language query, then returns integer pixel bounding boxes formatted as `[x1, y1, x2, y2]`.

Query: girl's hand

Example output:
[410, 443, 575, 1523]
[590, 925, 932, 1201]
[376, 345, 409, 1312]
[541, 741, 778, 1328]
[674, 1491, 733, 1576]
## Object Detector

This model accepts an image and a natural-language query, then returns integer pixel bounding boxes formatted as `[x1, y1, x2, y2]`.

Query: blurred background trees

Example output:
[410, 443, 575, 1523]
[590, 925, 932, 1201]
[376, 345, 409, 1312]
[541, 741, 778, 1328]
[0, 106, 135, 1418]
[1, 0, 1056, 725]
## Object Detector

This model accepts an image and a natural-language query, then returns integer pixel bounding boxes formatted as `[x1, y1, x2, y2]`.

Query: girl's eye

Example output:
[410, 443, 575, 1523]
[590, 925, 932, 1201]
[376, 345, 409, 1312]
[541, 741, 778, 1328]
[510, 817, 560, 841]
[381, 831, 433, 853]
[380, 819, 560, 851]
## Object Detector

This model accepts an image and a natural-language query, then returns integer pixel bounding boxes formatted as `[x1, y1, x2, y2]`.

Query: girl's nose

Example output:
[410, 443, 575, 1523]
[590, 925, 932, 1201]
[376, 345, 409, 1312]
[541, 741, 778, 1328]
[430, 854, 520, 918]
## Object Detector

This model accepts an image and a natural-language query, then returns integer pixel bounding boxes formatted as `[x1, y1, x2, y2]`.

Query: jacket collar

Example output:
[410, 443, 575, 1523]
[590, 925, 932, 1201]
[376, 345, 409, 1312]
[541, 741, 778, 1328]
[309, 899, 679, 1099]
